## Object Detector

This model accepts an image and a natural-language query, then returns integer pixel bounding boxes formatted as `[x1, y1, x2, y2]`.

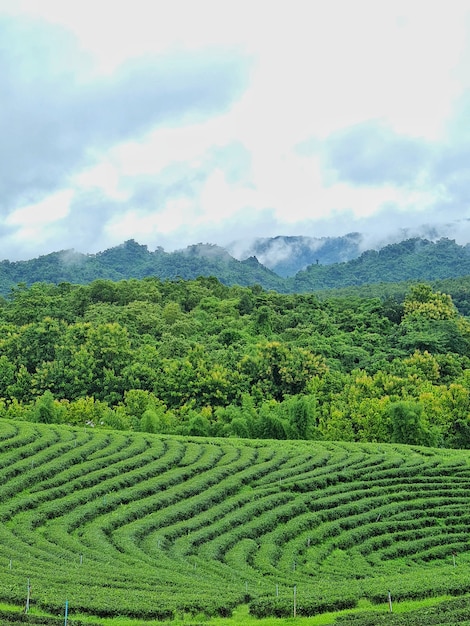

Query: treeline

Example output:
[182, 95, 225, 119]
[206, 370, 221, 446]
[2, 237, 470, 296]
[0, 276, 470, 447]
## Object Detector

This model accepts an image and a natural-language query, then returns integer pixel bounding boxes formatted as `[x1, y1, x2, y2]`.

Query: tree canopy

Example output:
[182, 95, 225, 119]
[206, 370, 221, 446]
[0, 276, 470, 448]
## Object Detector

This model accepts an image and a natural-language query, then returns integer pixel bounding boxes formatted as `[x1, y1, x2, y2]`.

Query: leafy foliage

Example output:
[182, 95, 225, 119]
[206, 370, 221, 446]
[0, 277, 470, 448]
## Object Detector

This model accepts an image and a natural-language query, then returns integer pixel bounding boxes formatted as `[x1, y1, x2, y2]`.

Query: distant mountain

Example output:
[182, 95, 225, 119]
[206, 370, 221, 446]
[227, 233, 364, 277]
[1, 236, 470, 297]
[290, 237, 470, 291]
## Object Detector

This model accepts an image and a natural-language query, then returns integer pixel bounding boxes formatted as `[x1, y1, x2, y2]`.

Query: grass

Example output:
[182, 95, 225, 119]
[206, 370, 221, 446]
[75, 596, 458, 626]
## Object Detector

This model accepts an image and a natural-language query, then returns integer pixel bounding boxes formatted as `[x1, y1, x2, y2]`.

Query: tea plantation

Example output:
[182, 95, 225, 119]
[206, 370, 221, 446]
[2, 420, 470, 625]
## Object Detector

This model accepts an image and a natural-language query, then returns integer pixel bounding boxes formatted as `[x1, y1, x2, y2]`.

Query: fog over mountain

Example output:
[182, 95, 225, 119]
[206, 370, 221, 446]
[1, 224, 470, 298]
[227, 220, 469, 277]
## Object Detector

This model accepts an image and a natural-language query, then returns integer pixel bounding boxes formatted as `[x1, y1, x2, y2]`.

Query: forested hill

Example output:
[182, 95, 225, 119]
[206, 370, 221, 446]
[0, 240, 286, 296]
[292, 237, 470, 290]
[1, 237, 470, 295]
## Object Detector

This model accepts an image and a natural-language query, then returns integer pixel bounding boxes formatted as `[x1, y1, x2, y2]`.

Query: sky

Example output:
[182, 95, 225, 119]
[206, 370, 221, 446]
[1, 0, 470, 261]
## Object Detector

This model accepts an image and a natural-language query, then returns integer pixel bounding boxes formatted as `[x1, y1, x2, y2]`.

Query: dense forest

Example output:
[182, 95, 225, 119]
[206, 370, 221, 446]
[1, 274, 470, 449]
[1, 237, 470, 295]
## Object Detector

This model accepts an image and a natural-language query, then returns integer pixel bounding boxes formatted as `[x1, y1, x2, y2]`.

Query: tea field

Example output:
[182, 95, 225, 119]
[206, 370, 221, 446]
[2, 420, 470, 625]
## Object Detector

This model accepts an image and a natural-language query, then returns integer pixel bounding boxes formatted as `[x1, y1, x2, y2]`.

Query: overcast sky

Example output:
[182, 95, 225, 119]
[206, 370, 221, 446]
[1, 0, 470, 261]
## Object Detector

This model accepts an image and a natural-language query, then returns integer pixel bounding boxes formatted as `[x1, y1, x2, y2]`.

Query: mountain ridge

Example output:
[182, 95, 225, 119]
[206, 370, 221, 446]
[1, 235, 470, 295]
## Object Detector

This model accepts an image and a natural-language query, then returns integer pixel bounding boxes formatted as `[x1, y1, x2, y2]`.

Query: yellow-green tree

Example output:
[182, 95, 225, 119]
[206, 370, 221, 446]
[403, 284, 457, 320]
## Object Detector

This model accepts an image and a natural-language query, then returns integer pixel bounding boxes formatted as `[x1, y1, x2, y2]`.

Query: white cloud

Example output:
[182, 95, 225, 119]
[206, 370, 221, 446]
[6, 189, 71, 226]
[73, 162, 125, 200]
[0, 0, 470, 259]
[199, 169, 256, 223]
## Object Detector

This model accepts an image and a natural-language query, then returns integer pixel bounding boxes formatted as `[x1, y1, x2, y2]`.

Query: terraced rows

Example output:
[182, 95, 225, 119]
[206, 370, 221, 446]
[1, 420, 470, 620]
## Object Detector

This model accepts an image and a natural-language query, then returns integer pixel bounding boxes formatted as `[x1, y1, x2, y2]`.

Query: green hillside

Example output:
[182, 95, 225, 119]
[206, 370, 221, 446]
[1, 237, 470, 295]
[0, 240, 286, 296]
[2, 420, 470, 625]
[292, 238, 470, 291]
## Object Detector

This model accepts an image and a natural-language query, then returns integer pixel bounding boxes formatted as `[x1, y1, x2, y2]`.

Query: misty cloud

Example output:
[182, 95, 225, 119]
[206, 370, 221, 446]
[425, 92, 470, 211]
[0, 15, 250, 212]
[305, 112, 470, 237]
[127, 168, 205, 210]
[66, 191, 123, 244]
[321, 121, 431, 187]
[118, 140, 253, 216]
[0, 189, 125, 261]
[206, 143, 253, 185]
[229, 236, 325, 270]
[0, 140, 256, 259]
[430, 142, 470, 207]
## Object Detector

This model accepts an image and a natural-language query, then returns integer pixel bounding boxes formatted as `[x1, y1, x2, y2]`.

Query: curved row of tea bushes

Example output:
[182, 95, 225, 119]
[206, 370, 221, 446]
[2, 420, 470, 620]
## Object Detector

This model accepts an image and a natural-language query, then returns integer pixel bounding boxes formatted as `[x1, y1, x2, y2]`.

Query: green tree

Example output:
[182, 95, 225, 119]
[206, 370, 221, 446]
[7, 365, 33, 403]
[140, 408, 159, 433]
[239, 341, 327, 402]
[256, 401, 288, 439]
[285, 396, 317, 439]
[0, 355, 16, 398]
[84, 322, 132, 402]
[184, 412, 210, 437]
[386, 400, 437, 446]
[31, 390, 64, 424]
[62, 396, 110, 427]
